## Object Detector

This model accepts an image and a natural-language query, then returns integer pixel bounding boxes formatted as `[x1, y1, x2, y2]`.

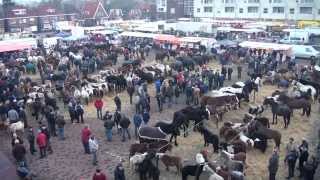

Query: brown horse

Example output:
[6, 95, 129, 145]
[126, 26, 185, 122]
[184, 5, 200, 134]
[249, 120, 281, 148]
[159, 154, 182, 173]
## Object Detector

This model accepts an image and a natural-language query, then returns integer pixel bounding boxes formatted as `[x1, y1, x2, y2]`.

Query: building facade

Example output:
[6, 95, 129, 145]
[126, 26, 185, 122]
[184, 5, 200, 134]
[156, 0, 185, 19]
[194, 0, 320, 20]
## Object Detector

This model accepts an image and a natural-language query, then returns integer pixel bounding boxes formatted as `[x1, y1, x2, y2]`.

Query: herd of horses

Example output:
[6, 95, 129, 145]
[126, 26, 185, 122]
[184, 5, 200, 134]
[126, 74, 318, 180]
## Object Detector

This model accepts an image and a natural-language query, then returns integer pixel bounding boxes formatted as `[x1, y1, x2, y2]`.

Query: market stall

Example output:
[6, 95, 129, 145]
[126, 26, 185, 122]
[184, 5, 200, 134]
[153, 34, 180, 44]
[179, 37, 217, 49]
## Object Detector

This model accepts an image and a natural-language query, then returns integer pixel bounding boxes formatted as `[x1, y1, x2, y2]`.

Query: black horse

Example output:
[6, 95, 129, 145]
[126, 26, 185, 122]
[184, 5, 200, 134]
[198, 126, 219, 153]
[181, 162, 204, 180]
[263, 97, 292, 128]
[173, 106, 210, 137]
[154, 121, 180, 146]
[138, 152, 160, 180]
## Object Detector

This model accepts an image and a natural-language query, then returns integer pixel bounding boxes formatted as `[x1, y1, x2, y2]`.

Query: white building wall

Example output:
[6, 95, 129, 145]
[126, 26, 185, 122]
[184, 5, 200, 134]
[193, 0, 320, 20]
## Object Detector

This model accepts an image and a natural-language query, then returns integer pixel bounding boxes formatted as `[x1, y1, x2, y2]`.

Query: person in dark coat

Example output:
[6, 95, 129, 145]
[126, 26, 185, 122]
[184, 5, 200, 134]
[114, 162, 126, 180]
[208, 70, 214, 90]
[133, 113, 142, 139]
[303, 156, 318, 180]
[155, 93, 163, 112]
[221, 66, 227, 78]
[12, 140, 27, 164]
[114, 94, 121, 112]
[174, 85, 180, 104]
[298, 139, 309, 177]
[103, 112, 114, 141]
[27, 127, 36, 155]
[56, 113, 66, 140]
[285, 149, 298, 179]
[227, 66, 233, 80]
[268, 148, 279, 180]
[142, 110, 150, 125]
[127, 85, 135, 104]
[185, 83, 193, 105]
[119, 115, 131, 142]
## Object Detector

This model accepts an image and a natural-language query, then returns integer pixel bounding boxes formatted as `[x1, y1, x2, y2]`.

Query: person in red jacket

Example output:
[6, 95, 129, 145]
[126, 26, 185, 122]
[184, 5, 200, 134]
[36, 130, 47, 158]
[81, 124, 91, 154]
[94, 98, 104, 120]
[92, 168, 107, 180]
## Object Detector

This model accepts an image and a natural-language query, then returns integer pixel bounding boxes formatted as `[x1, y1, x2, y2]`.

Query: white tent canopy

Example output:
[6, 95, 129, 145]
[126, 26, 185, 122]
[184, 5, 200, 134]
[217, 27, 265, 33]
[120, 31, 157, 38]
[239, 41, 292, 51]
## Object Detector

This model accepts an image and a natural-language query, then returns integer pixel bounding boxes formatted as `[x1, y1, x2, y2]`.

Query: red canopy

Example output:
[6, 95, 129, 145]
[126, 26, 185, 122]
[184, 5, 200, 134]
[154, 34, 180, 44]
[0, 43, 32, 53]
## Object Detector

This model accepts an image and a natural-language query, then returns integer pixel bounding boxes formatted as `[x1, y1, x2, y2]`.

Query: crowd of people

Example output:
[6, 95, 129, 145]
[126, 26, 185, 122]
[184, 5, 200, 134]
[0, 32, 319, 180]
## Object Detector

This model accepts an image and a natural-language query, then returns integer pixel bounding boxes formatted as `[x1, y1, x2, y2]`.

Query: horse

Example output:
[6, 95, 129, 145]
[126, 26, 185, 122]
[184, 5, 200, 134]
[243, 113, 270, 128]
[248, 120, 281, 148]
[292, 80, 317, 102]
[181, 153, 207, 180]
[138, 152, 160, 180]
[154, 121, 180, 146]
[129, 142, 173, 157]
[263, 97, 292, 128]
[248, 105, 264, 117]
[173, 106, 211, 137]
[198, 126, 220, 153]
[221, 150, 247, 165]
[278, 94, 312, 117]
[158, 154, 182, 173]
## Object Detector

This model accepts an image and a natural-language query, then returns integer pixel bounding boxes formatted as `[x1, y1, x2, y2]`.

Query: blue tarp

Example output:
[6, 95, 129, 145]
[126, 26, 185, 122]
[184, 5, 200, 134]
[63, 35, 88, 41]
[55, 31, 71, 38]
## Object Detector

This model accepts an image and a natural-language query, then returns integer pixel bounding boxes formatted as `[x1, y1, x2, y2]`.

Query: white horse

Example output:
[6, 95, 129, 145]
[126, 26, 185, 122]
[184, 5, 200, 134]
[129, 152, 148, 170]
[7, 121, 24, 135]
[292, 80, 317, 101]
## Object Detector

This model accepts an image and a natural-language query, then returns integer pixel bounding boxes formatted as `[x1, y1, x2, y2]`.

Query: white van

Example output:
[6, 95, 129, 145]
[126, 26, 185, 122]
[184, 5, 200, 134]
[280, 36, 306, 44]
[291, 45, 320, 59]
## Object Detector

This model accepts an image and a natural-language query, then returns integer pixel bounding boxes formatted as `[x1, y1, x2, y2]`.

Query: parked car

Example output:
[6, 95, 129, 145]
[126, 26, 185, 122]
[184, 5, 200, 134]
[291, 45, 320, 59]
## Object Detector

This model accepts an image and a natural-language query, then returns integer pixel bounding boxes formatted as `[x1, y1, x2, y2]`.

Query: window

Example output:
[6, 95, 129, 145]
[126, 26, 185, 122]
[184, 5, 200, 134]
[300, 7, 312, 14]
[204, 0, 213, 3]
[271, 0, 282, 3]
[290, 8, 295, 14]
[248, 7, 259, 13]
[318, 9, 320, 14]
[197, 8, 201, 12]
[300, 0, 313, 3]
[161, 0, 165, 6]
[273, 7, 284, 13]
[263, 8, 268, 13]
[225, 7, 234, 13]
[158, 8, 164, 11]
[306, 48, 312, 52]
[239, 8, 243, 13]
[170, 8, 175, 14]
[204, 7, 213, 12]
[248, 0, 260, 3]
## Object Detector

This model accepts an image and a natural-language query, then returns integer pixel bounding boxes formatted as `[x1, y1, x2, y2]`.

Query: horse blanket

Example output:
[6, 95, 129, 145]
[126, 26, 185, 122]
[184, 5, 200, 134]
[138, 127, 167, 141]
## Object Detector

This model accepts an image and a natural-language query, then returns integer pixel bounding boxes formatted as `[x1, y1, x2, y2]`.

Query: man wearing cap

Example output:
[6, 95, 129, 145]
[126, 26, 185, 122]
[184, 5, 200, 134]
[268, 147, 279, 180]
